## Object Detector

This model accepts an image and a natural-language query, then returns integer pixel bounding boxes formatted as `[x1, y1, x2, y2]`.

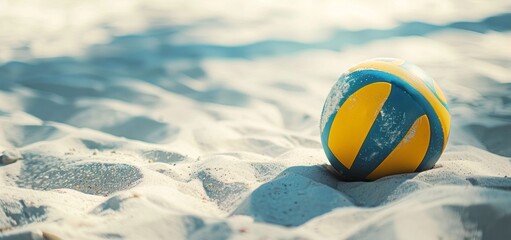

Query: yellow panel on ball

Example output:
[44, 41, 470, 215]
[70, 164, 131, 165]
[328, 82, 391, 169]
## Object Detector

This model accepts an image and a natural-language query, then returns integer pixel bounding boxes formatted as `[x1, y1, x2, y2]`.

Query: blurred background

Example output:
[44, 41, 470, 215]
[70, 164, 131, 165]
[1, 0, 510, 154]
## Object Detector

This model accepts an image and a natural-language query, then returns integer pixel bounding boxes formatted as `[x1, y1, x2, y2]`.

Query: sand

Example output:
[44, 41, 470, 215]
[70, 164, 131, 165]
[1, 1, 511, 239]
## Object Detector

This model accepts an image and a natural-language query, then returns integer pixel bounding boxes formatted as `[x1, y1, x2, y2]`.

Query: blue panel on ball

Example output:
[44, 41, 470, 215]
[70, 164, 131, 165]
[349, 84, 425, 179]
[360, 69, 446, 174]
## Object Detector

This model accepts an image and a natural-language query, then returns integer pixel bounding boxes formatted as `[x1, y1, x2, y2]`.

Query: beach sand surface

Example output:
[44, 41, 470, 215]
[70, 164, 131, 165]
[1, 1, 511, 239]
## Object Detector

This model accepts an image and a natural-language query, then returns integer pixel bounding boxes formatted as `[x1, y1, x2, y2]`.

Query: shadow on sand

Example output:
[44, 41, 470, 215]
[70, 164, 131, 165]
[232, 164, 511, 227]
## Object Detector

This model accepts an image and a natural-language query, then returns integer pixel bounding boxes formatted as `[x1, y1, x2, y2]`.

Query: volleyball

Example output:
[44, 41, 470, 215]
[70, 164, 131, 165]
[320, 58, 450, 181]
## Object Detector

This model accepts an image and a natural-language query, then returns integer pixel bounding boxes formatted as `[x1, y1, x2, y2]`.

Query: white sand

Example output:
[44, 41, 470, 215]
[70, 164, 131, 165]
[1, 1, 511, 239]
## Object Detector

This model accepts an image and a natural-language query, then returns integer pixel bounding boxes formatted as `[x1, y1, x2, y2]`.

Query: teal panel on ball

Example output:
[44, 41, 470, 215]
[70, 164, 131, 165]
[349, 82, 425, 179]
